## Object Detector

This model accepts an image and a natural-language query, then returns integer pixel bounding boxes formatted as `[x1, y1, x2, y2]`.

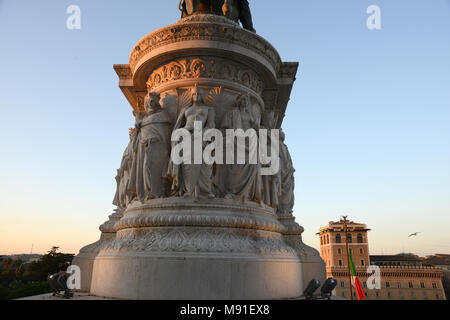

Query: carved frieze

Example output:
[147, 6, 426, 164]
[146, 57, 264, 94]
[129, 15, 281, 75]
[101, 227, 297, 255]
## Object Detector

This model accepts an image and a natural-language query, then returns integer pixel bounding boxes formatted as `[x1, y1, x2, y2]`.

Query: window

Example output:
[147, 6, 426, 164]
[339, 260, 343, 266]
[408, 282, 413, 288]
[361, 260, 365, 266]
[338, 248, 342, 254]
[336, 234, 341, 243]
[357, 233, 363, 243]
[340, 281, 345, 288]
[420, 282, 425, 289]
[347, 234, 352, 243]
[432, 283, 437, 289]
[360, 248, 363, 254]
[386, 281, 390, 288]
[397, 282, 402, 289]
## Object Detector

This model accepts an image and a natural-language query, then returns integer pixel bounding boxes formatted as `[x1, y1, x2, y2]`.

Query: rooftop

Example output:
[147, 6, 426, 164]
[317, 219, 370, 234]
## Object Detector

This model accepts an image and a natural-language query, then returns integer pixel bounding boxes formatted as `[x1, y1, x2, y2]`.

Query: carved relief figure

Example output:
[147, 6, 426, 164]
[277, 129, 295, 217]
[260, 112, 281, 208]
[168, 85, 216, 199]
[113, 128, 137, 210]
[221, 93, 261, 202]
[128, 93, 172, 202]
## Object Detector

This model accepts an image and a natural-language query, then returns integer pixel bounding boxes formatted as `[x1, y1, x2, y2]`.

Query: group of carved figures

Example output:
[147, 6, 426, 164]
[113, 85, 294, 217]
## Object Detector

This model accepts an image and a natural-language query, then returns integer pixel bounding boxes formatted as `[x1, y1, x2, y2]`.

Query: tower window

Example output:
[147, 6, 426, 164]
[357, 233, 363, 243]
[336, 234, 341, 243]
[347, 234, 352, 243]
[338, 248, 342, 254]
[339, 260, 343, 266]
[361, 260, 365, 266]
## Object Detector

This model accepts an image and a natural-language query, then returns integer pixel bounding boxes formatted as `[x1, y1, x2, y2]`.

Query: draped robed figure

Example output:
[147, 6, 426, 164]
[113, 128, 137, 209]
[221, 93, 262, 202]
[128, 93, 172, 203]
[167, 85, 216, 199]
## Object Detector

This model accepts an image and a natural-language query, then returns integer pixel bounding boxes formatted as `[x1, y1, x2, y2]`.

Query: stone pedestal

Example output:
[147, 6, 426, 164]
[72, 209, 123, 292]
[91, 199, 304, 299]
[75, 13, 326, 300]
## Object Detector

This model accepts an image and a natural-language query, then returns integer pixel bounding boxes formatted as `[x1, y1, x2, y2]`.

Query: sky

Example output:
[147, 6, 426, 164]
[0, 0, 449, 257]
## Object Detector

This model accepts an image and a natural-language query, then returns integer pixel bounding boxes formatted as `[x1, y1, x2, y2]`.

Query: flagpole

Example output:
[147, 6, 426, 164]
[343, 216, 353, 300]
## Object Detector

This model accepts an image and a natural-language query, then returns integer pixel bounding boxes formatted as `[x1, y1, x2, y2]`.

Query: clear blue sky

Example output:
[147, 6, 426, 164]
[0, 0, 449, 256]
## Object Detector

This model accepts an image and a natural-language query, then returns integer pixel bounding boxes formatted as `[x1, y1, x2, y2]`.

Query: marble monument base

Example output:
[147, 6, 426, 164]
[88, 198, 323, 300]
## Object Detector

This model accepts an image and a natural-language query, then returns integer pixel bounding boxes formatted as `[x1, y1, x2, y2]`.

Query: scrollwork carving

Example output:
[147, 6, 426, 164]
[146, 57, 263, 94]
[101, 227, 296, 255]
[129, 16, 281, 75]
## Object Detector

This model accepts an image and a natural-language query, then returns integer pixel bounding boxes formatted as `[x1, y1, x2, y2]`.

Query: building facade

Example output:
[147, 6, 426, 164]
[318, 219, 446, 300]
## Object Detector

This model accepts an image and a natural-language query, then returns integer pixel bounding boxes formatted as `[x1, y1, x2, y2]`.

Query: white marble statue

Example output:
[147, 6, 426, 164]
[113, 128, 137, 209]
[260, 112, 281, 208]
[128, 92, 172, 202]
[168, 85, 216, 199]
[277, 129, 295, 217]
[221, 93, 262, 202]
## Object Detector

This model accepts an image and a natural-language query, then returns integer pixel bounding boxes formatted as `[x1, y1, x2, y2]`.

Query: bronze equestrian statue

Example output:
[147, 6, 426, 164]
[179, 0, 255, 32]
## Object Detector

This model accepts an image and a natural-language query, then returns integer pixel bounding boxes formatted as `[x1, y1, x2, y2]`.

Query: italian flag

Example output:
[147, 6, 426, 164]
[348, 249, 366, 300]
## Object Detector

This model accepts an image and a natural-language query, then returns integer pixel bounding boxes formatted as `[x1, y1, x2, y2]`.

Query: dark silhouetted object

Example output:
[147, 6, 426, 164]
[321, 278, 337, 300]
[47, 272, 73, 299]
[304, 278, 321, 300]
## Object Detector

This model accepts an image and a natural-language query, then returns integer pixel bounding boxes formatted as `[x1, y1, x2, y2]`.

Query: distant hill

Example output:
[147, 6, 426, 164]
[0, 254, 42, 263]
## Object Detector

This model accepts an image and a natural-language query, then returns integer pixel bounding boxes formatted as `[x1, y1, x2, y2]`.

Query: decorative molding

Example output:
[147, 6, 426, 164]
[113, 64, 132, 79]
[114, 199, 285, 233]
[101, 227, 297, 255]
[146, 57, 263, 94]
[278, 62, 299, 80]
[129, 14, 281, 75]
[115, 214, 285, 234]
